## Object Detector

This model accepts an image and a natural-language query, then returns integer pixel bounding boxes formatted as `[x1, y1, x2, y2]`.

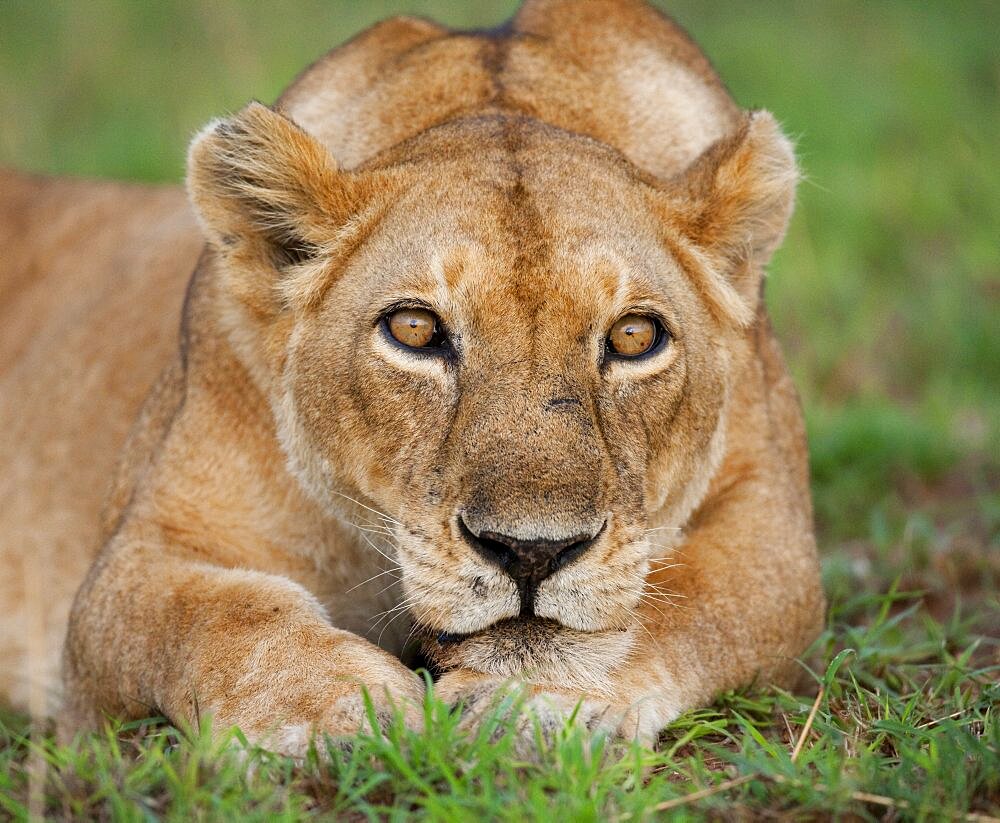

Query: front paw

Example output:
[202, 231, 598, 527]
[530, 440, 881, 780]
[434, 671, 645, 755]
[210, 646, 425, 758]
[257, 688, 413, 759]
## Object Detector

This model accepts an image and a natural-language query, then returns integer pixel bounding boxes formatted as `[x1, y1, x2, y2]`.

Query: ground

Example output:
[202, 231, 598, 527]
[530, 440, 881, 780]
[0, 1, 997, 819]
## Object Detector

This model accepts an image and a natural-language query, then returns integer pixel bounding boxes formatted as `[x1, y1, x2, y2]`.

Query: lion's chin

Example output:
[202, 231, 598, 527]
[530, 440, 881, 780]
[420, 616, 635, 693]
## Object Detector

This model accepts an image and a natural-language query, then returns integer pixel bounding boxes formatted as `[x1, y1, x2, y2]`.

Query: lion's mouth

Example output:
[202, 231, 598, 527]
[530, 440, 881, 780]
[415, 616, 635, 686]
[426, 615, 558, 644]
[421, 614, 581, 645]
[419, 616, 571, 667]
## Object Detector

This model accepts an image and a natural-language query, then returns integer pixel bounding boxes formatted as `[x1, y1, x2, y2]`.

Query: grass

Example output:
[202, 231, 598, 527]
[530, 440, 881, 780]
[3, 581, 998, 819]
[1, 0, 997, 819]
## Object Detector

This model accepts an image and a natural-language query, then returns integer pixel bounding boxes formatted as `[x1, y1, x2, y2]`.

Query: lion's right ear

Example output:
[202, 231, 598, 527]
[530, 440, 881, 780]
[187, 102, 381, 313]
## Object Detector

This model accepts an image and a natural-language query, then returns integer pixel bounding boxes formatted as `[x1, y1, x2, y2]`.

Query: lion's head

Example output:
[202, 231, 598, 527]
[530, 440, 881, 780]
[186, 93, 796, 685]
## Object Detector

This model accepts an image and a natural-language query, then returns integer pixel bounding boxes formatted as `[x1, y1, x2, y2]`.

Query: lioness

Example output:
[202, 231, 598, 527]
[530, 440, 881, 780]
[1, 0, 824, 754]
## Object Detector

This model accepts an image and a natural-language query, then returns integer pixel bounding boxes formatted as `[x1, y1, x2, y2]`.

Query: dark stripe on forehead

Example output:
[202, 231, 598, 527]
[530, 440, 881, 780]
[492, 118, 552, 320]
[477, 34, 552, 312]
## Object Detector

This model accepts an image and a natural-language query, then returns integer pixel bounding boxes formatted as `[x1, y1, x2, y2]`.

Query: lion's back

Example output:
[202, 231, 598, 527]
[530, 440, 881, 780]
[0, 170, 200, 711]
[279, 0, 740, 178]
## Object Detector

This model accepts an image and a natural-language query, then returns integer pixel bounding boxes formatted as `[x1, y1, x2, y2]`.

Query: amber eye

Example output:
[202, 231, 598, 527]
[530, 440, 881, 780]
[607, 314, 661, 358]
[385, 307, 445, 350]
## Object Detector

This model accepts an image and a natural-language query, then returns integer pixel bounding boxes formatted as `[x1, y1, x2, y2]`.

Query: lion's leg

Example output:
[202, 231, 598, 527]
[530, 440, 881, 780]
[663, 488, 825, 730]
[61, 541, 423, 757]
[620, 480, 826, 733]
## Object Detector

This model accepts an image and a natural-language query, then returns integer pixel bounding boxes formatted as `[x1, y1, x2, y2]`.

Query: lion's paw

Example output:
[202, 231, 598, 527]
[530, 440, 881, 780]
[217, 665, 424, 759]
[434, 671, 647, 758]
[252, 688, 418, 759]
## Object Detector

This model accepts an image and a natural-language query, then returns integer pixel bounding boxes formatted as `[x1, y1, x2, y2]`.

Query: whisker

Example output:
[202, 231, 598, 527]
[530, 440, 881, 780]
[624, 571, 674, 588]
[621, 572, 690, 606]
[639, 585, 688, 603]
[371, 608, 411, 637]
[647, 563, 684, 573]
[344, 566, 402, 594]
[353, 522, 396, 537]
[630, 613, 657, 643]
[357, 531, 399, 567]
[333, 490, 402, 526]
[369, 597, 417, 630]
[377, 608, 414, 648]
[369, 595, 416, 618]
[637, 586, 672, 599]
[401, 619, 423, 649]
[638, 594, 682, 615]
[639, 592, 675, 604]
[371, 577, 403, 600]
[352, 512, 398, 532]
[646, 556, 687, 568]
[638, 573, 678, 589]
[642, 600, 667, 620]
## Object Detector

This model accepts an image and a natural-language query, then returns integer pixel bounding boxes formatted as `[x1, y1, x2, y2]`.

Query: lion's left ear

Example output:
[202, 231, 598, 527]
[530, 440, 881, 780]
[652, 110, 798, 327]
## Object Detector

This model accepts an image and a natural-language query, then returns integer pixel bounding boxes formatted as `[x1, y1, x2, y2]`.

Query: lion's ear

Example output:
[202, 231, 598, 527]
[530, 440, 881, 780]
[655, 110, 798, 326]
[186, 102, 380, 313]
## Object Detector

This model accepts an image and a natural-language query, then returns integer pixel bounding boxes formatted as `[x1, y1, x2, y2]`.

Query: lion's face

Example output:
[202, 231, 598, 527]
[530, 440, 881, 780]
[188, 105, 796, 680]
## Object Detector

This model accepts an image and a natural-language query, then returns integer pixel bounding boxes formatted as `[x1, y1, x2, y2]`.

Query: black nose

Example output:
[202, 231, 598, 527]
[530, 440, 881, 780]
[459, 516, 603, 614]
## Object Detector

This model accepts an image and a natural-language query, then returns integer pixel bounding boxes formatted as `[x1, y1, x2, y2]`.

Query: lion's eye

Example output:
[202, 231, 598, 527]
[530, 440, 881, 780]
[385, 307, 446, 350]
[607, 314, 661, 358]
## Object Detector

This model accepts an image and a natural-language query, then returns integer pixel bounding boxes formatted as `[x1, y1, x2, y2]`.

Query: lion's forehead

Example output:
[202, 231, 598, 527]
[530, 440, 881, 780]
[366, 115, 647, 219]
[352, 134, 676, 324]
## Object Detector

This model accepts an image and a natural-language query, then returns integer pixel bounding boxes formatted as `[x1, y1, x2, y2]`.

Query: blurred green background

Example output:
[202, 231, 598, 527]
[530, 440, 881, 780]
[1, 1, 997, 605]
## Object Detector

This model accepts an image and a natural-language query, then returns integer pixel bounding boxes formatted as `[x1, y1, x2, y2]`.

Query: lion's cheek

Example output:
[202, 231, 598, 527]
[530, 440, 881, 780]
[287, 340, 455, 512]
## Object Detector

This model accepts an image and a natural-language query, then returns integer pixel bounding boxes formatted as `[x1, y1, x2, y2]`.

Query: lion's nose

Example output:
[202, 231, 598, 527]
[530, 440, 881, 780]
[458, 516, 604, 614]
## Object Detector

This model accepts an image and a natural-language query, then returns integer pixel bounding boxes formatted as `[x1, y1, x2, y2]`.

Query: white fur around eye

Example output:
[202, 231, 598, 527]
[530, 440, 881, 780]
[604, 336, 680, 384]
[371, 329, 451, 384]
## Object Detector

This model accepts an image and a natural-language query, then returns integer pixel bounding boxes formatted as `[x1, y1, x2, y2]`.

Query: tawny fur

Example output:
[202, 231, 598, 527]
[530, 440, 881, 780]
[0, 0, 824, 752]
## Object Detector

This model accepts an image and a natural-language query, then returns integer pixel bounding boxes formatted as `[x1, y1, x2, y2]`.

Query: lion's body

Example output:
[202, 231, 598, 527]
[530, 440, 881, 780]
[1, 0, 823, 751]
[0, 173, 199, 711]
